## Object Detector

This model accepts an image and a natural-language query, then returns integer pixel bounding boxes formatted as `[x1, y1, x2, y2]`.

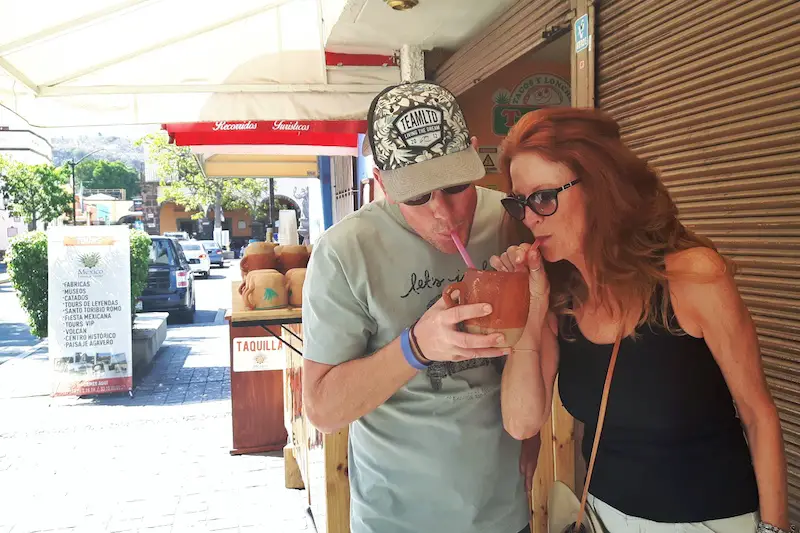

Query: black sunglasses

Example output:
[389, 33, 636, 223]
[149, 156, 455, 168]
[501, 179, 581, 220]
[403, 183, 471, 206]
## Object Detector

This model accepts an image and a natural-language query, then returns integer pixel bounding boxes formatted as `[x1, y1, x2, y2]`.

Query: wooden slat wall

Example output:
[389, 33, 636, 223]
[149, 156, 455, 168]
[597, 0, 800, 521]
[435, 0, 571, 97]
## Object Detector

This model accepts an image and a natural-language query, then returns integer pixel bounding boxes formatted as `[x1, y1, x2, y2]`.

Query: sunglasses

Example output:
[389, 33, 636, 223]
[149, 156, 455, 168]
[403, 183, 471, 206]
[501, 179, 581, 220]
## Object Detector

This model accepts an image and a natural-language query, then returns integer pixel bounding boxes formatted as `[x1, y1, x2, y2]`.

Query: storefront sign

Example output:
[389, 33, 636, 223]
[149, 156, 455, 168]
[575, 14, 590, 54]
[47, 226, 132, 396]
[492, 74, 571, 136]
[212, 121, 258, 131]
[232, 336, 286, 372]
[164, 120, 368, 151]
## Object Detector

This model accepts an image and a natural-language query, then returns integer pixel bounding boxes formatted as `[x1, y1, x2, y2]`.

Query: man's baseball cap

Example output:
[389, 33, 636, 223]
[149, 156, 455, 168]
[363, 81, 485, 203]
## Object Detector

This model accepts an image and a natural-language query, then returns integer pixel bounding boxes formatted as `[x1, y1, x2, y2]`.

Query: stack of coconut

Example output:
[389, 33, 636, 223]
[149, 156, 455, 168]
[239, 243, 311, 311]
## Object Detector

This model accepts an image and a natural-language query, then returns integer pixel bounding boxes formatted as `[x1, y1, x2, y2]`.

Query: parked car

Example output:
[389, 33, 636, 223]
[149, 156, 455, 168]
[178, 240, 211, 278]
[163, 231, 190, 240]
[199, 240, 225, 267]
[139, 236, 195, 322]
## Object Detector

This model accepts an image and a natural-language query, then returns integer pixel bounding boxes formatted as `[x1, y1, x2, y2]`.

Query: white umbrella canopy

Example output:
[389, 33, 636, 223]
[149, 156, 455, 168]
[0, 0, 398, 127]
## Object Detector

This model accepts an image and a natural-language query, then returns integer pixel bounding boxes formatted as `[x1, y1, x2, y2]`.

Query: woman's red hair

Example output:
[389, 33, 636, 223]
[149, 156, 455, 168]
[499, 107, 723, 334]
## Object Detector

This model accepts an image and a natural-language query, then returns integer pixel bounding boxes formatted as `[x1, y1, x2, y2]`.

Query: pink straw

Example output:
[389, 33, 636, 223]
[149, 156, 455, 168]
[450, 231, 476, 269]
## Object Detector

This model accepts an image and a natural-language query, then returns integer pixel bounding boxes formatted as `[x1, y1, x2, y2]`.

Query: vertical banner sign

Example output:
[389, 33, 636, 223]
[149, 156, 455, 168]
[48, 226, 133, 396]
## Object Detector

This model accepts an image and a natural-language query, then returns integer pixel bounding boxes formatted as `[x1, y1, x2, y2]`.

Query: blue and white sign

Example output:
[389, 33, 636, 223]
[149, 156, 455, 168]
[575, 14, 590, 54]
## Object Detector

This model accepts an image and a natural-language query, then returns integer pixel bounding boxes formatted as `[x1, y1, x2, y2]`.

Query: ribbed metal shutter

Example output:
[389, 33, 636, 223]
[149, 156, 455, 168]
[331, 155, 357, 224]
[597, 0, 800, 520]
[435, 0, 571, 97]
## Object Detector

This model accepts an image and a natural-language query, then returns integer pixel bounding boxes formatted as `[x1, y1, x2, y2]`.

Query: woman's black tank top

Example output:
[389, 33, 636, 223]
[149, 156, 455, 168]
[558, 292, 759, 522]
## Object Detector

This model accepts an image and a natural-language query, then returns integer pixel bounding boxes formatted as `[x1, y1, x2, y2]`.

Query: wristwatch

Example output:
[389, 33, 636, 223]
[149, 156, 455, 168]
[758, 521, 793, 533]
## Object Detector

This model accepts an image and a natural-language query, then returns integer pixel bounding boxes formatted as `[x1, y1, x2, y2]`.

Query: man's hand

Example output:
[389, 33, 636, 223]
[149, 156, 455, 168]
[520, 434, 541, 493]
[413, 296, 510, 362]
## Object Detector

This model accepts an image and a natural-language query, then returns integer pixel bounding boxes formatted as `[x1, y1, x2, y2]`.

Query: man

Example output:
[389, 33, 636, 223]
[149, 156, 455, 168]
[302, 81, 538, 533]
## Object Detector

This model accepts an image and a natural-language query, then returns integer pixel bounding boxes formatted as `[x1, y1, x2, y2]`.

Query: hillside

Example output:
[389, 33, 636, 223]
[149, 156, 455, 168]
[50, 133, 146, 172]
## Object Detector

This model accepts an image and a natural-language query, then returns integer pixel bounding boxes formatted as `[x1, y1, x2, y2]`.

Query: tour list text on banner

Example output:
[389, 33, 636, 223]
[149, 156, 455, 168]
[48, 226, 133, 396]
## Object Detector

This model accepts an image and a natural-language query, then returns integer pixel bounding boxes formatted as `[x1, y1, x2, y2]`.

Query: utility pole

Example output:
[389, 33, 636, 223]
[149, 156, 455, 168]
[67, 148, 105, 225]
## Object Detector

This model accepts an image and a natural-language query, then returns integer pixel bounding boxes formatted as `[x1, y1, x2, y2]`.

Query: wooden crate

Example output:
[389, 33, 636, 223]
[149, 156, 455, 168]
[283, 323, 351, 533]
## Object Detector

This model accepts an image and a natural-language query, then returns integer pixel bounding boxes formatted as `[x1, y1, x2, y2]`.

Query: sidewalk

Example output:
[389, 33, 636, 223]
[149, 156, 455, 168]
[0, 323, 312, 533]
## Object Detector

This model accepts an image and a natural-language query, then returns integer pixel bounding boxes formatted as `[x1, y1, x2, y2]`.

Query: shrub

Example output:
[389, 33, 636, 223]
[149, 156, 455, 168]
[7, 231, 49, 337]
[8, 229, 153, 338]
[129, 229, 151, 320]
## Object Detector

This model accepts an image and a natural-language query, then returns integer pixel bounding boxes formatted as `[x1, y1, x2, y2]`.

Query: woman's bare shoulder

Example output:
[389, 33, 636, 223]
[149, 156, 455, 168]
[665, 247, 733, 287]
[664, 247, 739, 337]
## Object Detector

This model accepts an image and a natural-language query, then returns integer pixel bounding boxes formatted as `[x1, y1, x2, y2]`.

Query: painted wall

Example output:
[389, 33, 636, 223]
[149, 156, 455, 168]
[457, 53, 571, 193]
[158, 176, 320, 240]
[318, 156, 333, 231]
[159, 203, 253, 237]
[82, 199, 135, 224]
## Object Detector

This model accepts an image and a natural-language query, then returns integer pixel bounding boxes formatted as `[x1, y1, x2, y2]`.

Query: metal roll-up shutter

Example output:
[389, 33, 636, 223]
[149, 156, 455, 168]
[331, 155, 357, 224]
[435, 0, 570, 97]
[597, 0, 800, 520]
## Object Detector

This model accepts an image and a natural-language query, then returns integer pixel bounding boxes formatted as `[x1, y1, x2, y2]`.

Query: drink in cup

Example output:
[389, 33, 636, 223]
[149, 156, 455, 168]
[442, 268, 529, 348]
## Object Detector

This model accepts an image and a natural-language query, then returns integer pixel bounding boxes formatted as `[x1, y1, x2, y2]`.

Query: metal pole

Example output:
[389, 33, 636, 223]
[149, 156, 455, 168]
[70, 162, 76, 225]
[268, 177, 275, 241]
[68, 148, 105, 226]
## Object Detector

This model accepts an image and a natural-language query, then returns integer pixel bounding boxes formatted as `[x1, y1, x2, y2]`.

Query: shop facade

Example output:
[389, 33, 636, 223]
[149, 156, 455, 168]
[435, 0, 800, 528]
[594, 0, 800, 520]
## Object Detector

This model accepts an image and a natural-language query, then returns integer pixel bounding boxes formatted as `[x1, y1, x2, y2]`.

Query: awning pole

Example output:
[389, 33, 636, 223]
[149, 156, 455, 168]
[268, 177, 275, 241]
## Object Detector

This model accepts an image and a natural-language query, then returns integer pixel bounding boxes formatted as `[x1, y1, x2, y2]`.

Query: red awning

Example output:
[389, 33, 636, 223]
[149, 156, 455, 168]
[163, 120, 368, 149]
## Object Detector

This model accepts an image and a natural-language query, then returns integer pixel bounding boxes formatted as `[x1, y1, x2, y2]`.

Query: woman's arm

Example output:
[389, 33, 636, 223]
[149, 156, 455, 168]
[668, 247, 789, 530]
[502, 314, 560, 439]
[492, 242, 560, 440]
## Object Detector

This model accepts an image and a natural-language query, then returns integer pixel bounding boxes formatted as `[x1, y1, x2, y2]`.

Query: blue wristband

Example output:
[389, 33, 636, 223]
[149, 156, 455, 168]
[400, 327, 429, 370]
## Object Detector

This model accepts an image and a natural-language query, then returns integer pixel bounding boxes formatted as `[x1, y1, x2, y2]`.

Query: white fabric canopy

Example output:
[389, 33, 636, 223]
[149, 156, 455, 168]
[0, 0, 399, 127]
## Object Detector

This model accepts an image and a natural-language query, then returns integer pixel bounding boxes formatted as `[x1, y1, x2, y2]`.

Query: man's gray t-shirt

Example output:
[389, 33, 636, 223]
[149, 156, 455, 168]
[302, 186, 530, 533]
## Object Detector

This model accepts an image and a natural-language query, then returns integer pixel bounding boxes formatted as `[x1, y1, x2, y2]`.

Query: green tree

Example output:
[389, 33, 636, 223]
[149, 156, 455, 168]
[0, 156, 73, 230]
[227, 179, 299, 227]
[74, 159, 141, 199]
[137, 133, 267, 225]
[227, 178, 271, 221]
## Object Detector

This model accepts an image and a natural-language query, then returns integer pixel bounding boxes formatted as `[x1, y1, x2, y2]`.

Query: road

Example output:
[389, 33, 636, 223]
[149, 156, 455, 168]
[0, 280, 41, 365]
[0, 258, 242, 364]
[171, 258, 241, 327]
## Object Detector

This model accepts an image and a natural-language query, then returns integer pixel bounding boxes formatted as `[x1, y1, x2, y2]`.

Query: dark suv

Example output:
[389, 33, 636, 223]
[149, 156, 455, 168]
[139, 236, 196, 322]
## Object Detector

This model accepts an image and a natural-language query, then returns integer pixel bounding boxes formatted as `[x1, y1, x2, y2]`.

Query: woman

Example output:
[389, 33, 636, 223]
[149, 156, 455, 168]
[491, 107, 789, 533]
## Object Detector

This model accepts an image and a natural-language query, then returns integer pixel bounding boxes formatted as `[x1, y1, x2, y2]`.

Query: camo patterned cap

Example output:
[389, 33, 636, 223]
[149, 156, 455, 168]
[364, 81, 485, 203]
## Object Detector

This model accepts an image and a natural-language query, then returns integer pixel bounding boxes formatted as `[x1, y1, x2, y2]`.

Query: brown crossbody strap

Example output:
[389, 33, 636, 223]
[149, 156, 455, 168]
[575, 331, 623, 530]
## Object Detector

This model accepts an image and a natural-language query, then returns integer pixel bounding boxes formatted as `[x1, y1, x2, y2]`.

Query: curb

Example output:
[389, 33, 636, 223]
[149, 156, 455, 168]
[18, 339, 48, 359]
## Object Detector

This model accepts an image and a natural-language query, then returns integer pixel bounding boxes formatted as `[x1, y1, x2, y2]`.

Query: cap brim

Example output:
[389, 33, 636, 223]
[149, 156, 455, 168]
[380, 146, 486, 203]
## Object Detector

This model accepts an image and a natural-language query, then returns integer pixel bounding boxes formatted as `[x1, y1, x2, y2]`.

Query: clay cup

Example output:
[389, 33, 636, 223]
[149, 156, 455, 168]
[242, 269, 288, 310]
[277, 245, 310, 273]
[285, 268, 307, 307]
[442, 269, 530, 348]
